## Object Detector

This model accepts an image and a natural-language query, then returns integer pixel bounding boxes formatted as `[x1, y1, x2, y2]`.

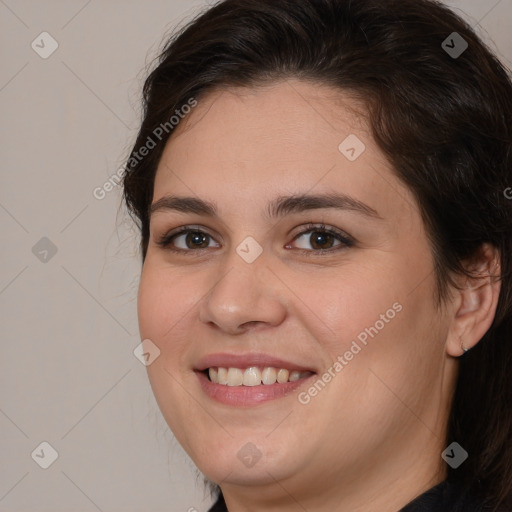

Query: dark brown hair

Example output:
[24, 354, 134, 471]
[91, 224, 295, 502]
[123, 0, 512, 509]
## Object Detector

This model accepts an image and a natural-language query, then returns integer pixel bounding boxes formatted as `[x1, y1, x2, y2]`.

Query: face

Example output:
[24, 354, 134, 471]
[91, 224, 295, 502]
[138, 80, 457, 500]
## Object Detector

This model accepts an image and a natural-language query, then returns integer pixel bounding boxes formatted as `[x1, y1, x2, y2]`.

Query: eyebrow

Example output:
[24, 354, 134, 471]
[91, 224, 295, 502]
[149, 193, 382, 220]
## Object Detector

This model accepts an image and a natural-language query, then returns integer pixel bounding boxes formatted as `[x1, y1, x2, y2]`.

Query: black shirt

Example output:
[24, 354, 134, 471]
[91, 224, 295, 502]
[207, 480, 509, 511]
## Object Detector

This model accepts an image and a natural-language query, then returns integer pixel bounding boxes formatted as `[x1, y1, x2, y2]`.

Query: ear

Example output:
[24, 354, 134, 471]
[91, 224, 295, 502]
[446, 243, 501, 357]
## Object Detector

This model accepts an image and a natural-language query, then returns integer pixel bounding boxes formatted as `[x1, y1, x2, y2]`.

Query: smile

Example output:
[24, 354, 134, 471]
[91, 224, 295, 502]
[195, 353, 317, 405]
[207, 366, 314, 386]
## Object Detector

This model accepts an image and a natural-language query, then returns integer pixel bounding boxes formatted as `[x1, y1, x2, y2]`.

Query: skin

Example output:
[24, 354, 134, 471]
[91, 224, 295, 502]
[137, 80, 501, 512]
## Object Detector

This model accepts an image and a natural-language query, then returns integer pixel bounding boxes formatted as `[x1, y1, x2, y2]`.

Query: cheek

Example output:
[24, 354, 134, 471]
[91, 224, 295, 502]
[297, 263, 405, 356]
[136, 264, 199, 439]
[137, 266, 166, 341]
[138, 260, 189, 339]
[304, 253, 440, 391]
[137, 263, 193, 374]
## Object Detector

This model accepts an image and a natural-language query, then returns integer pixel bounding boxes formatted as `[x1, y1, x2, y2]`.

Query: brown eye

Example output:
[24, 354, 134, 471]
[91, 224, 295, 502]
[288, 224, 354, 254]
[184, 231, 210, 249]
[157, 227, 220, 252]
[308, 231, 337, 250]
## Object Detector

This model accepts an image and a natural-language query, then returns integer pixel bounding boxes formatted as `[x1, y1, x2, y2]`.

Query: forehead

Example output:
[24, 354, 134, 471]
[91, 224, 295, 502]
[159, 80, 368, 167]
[153, 80, 417, 224]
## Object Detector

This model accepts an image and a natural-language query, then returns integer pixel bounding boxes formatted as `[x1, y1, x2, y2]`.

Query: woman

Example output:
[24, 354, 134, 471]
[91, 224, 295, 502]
[123, 0, 512, 510]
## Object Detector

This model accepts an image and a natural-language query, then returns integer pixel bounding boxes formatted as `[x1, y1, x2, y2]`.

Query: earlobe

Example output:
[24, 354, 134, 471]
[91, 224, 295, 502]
[446, 244, 501, 357]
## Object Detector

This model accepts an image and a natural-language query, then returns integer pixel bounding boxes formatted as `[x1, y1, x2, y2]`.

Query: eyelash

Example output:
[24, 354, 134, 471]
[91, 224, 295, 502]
[156, 223, 354, 257]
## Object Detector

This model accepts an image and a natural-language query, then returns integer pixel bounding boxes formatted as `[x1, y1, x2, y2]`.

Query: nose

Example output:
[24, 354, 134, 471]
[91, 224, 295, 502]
[198, 249, 287, 335]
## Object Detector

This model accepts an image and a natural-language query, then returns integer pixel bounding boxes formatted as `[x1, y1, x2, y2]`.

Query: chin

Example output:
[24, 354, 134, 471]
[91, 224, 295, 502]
[191, 436, 295, 487]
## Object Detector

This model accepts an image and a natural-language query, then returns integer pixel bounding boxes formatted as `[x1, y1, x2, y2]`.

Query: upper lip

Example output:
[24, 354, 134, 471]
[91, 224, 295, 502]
[195, 353, 317, 373]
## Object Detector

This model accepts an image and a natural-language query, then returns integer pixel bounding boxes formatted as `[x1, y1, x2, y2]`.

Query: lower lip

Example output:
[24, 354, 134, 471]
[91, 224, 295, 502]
[196, 371, 315, 406]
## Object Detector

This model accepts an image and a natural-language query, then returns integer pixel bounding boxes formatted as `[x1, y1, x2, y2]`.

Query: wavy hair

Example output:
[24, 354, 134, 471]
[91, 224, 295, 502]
[123, 1, 512, 509]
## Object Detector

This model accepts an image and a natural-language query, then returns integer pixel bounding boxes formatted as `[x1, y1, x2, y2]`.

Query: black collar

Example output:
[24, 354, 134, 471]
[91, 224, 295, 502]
[207, 479, 498, 511]
[399, 479, 480, 512]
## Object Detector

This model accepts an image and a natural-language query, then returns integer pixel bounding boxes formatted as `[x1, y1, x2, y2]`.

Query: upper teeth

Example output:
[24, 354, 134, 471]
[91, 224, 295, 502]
[208, 367, 312, 386]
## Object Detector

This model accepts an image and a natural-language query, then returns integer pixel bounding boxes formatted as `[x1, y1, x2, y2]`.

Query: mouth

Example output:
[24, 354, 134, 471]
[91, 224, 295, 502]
[194, 353, 317, 406]
[204, 366, 314, 386]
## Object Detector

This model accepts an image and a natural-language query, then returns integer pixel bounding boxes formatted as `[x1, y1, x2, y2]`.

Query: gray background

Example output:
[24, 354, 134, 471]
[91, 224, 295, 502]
[0, 1, 510, 511]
